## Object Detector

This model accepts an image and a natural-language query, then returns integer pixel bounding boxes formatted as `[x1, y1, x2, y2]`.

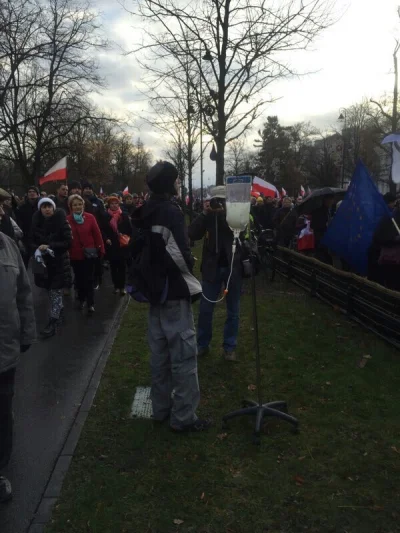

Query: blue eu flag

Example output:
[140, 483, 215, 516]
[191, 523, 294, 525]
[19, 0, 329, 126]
[321, 161, 392, 275]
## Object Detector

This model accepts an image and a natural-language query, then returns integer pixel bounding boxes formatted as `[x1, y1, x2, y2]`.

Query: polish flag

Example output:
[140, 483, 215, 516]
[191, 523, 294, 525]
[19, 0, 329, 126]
[123, 186, 129, 195]
[252, 176, 279, 198]
[300, 185, 306, 197]
[281, 187, 287, 198]
[39, 157, 67, 186]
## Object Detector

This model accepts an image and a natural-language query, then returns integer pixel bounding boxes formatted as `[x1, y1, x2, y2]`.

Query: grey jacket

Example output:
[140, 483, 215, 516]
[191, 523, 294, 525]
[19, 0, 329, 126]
[0, 232, 36, 374]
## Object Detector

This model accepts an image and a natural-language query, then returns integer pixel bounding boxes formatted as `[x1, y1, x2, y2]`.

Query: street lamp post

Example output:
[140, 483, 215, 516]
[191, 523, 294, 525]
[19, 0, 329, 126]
[338, 108, 347, 188]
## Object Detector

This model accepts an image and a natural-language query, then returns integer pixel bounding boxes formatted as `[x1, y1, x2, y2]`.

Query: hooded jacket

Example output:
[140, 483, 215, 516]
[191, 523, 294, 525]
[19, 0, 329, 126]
[30, 208, 72, 290]
[130, 195, 202, 302]
[0, 232, 36, 374]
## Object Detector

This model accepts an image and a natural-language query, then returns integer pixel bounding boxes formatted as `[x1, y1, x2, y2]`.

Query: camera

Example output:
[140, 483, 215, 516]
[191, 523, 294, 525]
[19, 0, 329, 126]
[210, 198, 224, 210]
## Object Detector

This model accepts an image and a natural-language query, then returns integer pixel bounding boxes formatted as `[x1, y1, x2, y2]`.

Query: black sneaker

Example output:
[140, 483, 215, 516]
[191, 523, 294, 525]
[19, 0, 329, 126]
[40, 318, 57, 339]
[171, 419, 212, 433]
[0, 476, 12, 503]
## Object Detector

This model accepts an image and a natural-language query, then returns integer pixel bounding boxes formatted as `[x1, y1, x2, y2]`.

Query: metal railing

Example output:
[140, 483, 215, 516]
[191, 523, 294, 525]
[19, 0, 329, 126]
[265, 246, 400, 350]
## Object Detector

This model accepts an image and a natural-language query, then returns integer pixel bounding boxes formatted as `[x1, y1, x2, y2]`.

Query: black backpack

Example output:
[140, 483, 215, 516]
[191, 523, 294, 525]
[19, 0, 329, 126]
[127, 228, 169, 304]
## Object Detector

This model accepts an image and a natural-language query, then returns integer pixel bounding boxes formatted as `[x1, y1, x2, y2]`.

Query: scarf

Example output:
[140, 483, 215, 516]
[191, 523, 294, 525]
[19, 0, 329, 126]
[73, 212, 84, 225]
[108, 207, 122, 233]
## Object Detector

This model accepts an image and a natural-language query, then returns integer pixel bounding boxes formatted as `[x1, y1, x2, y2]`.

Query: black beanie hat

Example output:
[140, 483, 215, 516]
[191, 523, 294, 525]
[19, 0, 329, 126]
[82, 180, 94, 191]
[146, 161, 178, 195]
[68, 180, 81, 190]
[28, 185, 40, 195]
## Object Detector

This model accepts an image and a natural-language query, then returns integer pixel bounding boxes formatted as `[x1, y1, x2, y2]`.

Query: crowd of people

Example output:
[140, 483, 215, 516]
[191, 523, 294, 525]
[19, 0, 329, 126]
[0, 183, 148, 338]
[1, 166, 399, 503]
[248, 190, 400, 292]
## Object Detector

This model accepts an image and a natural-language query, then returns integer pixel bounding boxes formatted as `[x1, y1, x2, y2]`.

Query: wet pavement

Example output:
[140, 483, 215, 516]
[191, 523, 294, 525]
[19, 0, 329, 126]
[0, 273, 125, 533]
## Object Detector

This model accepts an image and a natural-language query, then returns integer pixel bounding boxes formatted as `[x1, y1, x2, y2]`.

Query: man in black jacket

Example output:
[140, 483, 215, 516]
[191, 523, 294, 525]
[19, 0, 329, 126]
[188, 186, 244, 361]
[16, 186, 40, 267]
[54, 183, 69, 213]
[130, 161, 210, 433]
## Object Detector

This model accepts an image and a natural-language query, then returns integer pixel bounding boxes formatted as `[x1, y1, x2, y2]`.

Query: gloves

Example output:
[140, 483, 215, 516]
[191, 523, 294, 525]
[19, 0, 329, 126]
[20, 344, 31, 353]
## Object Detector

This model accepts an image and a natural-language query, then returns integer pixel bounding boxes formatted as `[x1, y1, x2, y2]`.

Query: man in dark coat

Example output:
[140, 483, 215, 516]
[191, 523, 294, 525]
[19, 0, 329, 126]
[0, 231, 36, 502]
[54, 183, 69, 213]
[130, 161, 210, 433]
[188, 186, 246, 361]
[311, 195, 335, 264]
[16, 186, 40, 267]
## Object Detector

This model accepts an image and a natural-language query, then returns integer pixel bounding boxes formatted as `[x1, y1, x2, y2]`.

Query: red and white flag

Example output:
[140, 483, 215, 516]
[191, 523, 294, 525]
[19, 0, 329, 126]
[280, 187, 287, 198]
[307, 186, 312, 196]
[252, 176, 279, 198]
[300, 185, 306, 197]
[123, 186, 129, 195]
[39, 157, 67, 186]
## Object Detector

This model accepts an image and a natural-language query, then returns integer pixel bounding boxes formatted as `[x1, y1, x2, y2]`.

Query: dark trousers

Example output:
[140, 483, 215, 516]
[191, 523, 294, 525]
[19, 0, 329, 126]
[93, 258, 103, 287]
[110, 258, 126, 289]
[71, 259, 95, 306]
[0, 368, 16, 471]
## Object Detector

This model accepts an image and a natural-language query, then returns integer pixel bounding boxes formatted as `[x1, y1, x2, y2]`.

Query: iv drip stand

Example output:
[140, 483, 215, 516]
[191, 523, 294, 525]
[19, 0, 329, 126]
[222, 248, 299, 445]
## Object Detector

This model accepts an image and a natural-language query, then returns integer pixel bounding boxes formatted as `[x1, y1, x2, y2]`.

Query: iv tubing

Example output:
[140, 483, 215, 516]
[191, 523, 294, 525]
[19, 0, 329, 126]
[201, 241, 237, 304]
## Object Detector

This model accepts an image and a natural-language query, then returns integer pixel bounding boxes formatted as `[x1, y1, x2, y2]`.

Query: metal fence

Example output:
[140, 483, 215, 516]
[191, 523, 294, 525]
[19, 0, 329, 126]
[266, 246, 400, 350]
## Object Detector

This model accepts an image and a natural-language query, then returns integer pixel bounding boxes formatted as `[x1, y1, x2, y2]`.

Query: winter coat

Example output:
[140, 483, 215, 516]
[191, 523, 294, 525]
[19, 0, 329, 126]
[67, 212, 105, 261]
[310, 206, 331, 245]
[30, 208, 72, 290]
[16, 198, 39, 244]
[100, 210, 132, 261]
[0, 232, 36, 374]
[83, 195, 105, 217]
[54, 196, 69, 214]
[0, 213, 15, 240]
[188, 211, 244, 283]
[130, 194, 201, 302]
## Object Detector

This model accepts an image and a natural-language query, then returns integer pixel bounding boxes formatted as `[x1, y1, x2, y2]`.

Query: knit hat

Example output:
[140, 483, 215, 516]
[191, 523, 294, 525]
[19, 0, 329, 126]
[107, 195, 120, 203]
[28, 185, 40, 195]
[68, 180, 81, 190]
[38, 197, 56, 211]
[82, 180, 93, 191]
[146, 161, 178, 195]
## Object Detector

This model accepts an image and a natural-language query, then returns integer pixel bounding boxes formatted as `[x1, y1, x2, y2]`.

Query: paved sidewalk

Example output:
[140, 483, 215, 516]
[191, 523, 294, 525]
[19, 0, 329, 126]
[0, 277, 127, 533]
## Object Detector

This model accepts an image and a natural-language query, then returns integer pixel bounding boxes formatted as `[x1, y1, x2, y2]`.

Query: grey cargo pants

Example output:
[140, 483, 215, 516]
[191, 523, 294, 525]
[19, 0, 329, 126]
[148, 299, 200, 428]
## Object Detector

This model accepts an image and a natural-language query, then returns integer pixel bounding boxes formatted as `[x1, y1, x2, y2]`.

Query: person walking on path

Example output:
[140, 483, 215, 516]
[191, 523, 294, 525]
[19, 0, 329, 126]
[30, 198, 72, 338]
[16, 186, 40, 267]
[0, 231, 36, 503]
[101, 195, 132, 295]
[130, 161, 210, 432]
[67, 195, 105, 314]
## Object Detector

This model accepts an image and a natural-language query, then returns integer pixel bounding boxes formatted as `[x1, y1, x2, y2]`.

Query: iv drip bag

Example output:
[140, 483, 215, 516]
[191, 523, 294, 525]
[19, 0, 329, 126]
[225, 175, 252, 233]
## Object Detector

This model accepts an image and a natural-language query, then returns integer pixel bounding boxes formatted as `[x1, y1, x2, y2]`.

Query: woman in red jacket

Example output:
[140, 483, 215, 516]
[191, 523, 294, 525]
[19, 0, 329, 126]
[67, 194, 105, 314]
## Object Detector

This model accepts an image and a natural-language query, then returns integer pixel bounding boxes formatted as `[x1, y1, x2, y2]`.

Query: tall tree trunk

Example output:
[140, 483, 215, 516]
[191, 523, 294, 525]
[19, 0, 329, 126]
[390, 43, 399, 195]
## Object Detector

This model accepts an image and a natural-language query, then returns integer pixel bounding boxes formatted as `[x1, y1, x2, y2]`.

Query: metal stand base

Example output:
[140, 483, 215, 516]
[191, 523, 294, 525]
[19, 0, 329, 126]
[222, 400, 299, 445]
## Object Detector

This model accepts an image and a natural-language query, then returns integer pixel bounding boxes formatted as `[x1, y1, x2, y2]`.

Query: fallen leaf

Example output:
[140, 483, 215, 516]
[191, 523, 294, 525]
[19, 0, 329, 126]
[326, 381, 331, 386]
[173, 519, 184, 525]
[298, 456, 306, 461]
[391, 446, 400, 454]
[248, 384, 257, 391]
[217, 433, 228, 441]
[200, 492, 205, 500]
[294, 475, 305, 485]
[357, 357, 368, 369]
[363, 354, 372, 359]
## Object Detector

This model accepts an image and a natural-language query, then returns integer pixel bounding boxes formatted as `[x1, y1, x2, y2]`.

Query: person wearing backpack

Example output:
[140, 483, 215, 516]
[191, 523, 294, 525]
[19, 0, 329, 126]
[130, 161, 211, 433]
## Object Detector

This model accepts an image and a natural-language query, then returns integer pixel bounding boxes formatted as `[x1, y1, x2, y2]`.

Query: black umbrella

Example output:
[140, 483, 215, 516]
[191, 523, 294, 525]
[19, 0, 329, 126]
[297, 187, 346, 214]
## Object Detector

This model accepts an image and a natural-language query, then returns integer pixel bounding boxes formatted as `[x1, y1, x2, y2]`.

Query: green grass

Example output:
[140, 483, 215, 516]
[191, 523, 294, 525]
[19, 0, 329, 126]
[47, 248, 400, 533]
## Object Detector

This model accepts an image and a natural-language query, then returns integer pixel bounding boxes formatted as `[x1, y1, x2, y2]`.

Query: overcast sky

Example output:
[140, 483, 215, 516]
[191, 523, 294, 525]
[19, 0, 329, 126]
[91, 0, 400, 185]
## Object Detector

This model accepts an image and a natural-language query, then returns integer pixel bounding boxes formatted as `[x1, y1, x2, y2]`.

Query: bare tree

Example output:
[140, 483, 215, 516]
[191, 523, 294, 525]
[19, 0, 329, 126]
[130, 0, 334, 185]
[0, 0, 108, 184]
